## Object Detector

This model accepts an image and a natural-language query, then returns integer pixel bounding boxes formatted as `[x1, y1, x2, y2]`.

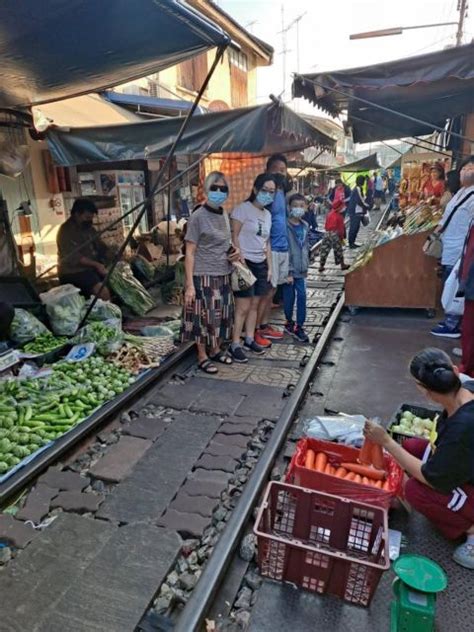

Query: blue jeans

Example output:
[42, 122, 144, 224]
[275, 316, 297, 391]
[283, 278, 307, 327]
[442, 265, 461, 330]
[348, 214, 361, 247]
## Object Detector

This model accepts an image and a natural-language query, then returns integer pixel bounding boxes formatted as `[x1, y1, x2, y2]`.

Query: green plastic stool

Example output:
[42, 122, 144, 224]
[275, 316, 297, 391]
[390, 554, 448, 632]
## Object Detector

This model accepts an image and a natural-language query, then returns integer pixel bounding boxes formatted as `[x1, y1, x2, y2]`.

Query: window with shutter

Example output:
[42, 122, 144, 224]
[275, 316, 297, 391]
[178, 53, 208, 92]
[229, 48, 249, 107]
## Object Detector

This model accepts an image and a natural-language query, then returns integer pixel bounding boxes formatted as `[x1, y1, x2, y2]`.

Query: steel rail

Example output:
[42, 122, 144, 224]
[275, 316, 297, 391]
[175, 293, 346, 632]
[0, 342, 194, 506]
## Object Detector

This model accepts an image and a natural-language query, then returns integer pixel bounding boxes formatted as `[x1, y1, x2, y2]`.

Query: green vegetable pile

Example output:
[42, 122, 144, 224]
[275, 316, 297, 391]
[22, 332, 68, 355]
[74, 321, 123, 355]
[0, 357, 134, 476]
[110, 261, 155, 316]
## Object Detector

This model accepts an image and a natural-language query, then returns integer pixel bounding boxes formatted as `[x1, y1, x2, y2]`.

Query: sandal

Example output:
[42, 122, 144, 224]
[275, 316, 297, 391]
[198, 359, 218, 374]
[209, 351, 233, 365]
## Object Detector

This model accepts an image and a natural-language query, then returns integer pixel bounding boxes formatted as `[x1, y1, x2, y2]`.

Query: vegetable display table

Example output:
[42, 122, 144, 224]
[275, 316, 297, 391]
[345, 231, 439, 315]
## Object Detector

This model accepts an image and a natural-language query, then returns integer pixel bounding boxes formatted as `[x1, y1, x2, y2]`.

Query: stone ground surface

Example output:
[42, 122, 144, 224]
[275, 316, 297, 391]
[0, 213, 387, 631]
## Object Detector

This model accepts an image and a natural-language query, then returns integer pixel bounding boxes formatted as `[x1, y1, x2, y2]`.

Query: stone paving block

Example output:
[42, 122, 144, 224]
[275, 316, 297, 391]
[16, 484, 58, 524]
[212, 433, 251, 449]
[218, 422, 256, 436]
[158, 509, 210, 538]
[38, 467, 89, 491]
[190, 468, 233, 484]
[204, 440, 247, 459]
[0, 514, 36, 548]
[195, 453, 239, 473]
[151, 379, 246, 414]
[180, 478, 226, 499]
[123, 417, 168, 441]
[233, 385, 285, 421]
[169, 492, 218, 517]
[89, 436, 152, 483]
[51, 491, 105, 513]
[40, 523, 181, 632]
[97, 412, 221, 524]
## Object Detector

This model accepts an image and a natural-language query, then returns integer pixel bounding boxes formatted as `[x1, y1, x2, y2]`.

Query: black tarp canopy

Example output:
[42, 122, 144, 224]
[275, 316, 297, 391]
[292, 43, 474, 143]
[46, 101, 337, 166]
[0, 0, 229, 110]
[333, 153, 380, 172]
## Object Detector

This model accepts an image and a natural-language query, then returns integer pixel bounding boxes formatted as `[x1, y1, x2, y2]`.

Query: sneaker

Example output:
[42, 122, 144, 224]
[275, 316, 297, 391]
[340, 263, 350, 271]
[229, 345, 248, 364]
[453, 542, 474, 569]
[293, 326, 310, 343]
[284, 321, 295, 336]
[254, 332, 272, 348]
[430, 324, 461, 339]
[452, 347, 463, 358]
[349, 243, 361, 249]
[243, 339, 266, 355]
[259, 325, 284, 340]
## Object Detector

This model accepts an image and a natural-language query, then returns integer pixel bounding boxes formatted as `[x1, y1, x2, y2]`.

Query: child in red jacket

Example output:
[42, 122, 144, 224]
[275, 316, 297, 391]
[319, 199, 350, 272]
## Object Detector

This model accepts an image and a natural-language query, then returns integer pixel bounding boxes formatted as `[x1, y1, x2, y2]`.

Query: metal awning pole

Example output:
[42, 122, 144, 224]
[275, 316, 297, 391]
[79, 45, 227, 327]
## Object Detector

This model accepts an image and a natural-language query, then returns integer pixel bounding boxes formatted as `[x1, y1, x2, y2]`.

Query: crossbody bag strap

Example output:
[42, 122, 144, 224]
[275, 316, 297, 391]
[222, 210, 232, 245]
[439, 191, 474, 234]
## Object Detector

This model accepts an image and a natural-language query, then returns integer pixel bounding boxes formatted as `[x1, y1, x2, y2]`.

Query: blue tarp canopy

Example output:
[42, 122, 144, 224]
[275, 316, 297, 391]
[46, 101, 337, 166]
[0, 0, 229, 109]
[103, 91, 206, 116]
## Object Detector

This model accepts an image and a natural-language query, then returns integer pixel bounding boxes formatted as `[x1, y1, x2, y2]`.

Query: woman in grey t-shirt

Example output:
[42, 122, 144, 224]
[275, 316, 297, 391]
[182, 171, 240, 374]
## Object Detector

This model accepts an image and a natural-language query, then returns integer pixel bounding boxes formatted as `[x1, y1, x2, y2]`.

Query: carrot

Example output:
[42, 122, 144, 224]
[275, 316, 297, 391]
[340, 462, 385, 481]
[305, 449, 316, 470]
[371, 444, 385, 471]
[345, 472, 356, 481]
[335, 467, 348, 478]
[382, 480, 391, 491]
[314, 452, 328, 472]
[362, 476, 371, 486]
[353, 474, 362, 484]
[374, 480, 383, 489]
[324, 463, 335, 475]
[359, 438, 374, 465]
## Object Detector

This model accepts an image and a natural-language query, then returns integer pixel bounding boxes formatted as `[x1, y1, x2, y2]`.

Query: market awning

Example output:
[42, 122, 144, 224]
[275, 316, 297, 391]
[292, 43, 474, 143]
[334, 153, 381, 172]
[103, 91, 207, 117]
[0, 0, 229, 110]
[46, 102, 337, 166]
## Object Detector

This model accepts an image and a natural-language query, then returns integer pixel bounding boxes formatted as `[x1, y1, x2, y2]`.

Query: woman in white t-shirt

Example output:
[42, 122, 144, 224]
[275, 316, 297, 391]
[229, 174, 276, 364]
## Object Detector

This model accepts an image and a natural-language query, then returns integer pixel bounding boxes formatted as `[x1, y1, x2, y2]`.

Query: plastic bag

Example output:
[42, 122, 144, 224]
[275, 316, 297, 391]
[74, 319, 123, 355]
[109, 262, 155, 316]
[441, 258, 464, 316]
[83, 298, 122, 323]
[40, 285, 85, 336]
[302, 414, 366, 447]
[9, 308, 49, 343]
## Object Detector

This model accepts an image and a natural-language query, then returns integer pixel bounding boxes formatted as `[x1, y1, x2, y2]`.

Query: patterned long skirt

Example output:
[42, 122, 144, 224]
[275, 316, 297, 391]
[181, 274, 234, 348]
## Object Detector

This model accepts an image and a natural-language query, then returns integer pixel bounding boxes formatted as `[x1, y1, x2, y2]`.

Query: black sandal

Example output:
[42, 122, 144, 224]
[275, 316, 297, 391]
[198, 359, 218, 374]
[209, 351, 233, 365]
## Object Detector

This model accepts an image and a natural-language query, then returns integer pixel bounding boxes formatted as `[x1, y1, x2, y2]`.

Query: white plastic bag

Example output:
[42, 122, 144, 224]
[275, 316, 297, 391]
[9, 308, 49, 343]
[39, 284, 85, 336]
[302, 414, 367, 446]
[441, 259, 464, 317]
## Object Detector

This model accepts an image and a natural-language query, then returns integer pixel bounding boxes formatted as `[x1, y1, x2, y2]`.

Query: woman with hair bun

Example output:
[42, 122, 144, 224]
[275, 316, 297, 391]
[364, 348, 474, 569]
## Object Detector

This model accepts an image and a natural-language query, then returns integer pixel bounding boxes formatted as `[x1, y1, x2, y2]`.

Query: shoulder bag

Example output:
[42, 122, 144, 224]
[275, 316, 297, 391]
[423, 191, 474, 258]
[223, 211, 256, 292]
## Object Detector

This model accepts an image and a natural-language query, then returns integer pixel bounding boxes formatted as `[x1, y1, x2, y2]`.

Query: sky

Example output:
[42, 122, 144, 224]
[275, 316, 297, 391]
[216, 0, 473, 115]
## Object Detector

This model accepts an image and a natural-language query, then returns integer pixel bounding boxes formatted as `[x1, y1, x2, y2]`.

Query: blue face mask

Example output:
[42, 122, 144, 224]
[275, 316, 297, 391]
[289, 207, 305, 219]
[256, 191, 274, 207]
[207, 190, 228, 206]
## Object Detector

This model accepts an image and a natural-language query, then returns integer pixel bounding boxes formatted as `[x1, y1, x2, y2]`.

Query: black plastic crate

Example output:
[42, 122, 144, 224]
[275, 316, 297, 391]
[388, 403, 440, 444]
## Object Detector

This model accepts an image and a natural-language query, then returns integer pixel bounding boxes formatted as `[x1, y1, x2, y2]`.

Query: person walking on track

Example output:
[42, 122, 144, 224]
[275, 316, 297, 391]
[347, 175, 370, 249]
[319, 199, 350, 273]
[283, 193, 310, 343]
[182, 171, 239, 374]
[229, 173, 275, 363]
[364, 348, 474, 570]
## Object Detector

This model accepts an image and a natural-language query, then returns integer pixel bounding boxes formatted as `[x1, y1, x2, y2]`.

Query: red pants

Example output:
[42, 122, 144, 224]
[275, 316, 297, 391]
[403, 438, 474, 540]
[460, 299, 474, 377]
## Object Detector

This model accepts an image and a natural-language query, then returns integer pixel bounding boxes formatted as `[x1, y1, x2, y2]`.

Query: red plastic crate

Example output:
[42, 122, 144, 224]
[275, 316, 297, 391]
[286, 438, 404, 509]
[254, 482, 390, 607]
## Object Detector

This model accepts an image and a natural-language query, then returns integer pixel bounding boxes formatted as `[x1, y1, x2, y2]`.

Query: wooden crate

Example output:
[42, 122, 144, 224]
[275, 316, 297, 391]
[345, 231, 439, 311]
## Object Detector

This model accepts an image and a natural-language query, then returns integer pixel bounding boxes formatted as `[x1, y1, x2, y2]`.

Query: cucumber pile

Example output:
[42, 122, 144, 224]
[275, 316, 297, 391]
[0, 356, 134, 476]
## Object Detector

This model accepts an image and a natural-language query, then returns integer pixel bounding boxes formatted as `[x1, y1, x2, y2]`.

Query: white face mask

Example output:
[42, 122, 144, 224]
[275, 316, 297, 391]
[289, 207, 305, 219]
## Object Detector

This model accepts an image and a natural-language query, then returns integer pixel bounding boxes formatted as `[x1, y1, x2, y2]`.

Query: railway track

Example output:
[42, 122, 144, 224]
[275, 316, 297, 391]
[0, 214, 379, 632]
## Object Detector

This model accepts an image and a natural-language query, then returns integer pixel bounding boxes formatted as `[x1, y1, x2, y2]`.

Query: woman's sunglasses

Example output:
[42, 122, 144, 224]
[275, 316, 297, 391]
[209, 184, 229, 193]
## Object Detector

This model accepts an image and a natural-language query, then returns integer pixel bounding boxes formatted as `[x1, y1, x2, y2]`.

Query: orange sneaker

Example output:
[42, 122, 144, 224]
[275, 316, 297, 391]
[259, 325, 284, 340]
[254, 332, 272, 348]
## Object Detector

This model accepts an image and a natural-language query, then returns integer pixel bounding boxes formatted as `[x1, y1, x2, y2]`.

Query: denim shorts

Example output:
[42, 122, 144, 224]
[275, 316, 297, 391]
[234, 259, 272, 298]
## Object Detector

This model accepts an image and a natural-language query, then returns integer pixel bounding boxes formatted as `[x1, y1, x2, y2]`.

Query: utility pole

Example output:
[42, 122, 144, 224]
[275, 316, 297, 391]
[281, 4, 287, 99]
[456, 0, 468, 46]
